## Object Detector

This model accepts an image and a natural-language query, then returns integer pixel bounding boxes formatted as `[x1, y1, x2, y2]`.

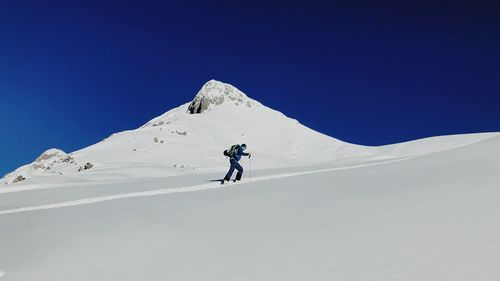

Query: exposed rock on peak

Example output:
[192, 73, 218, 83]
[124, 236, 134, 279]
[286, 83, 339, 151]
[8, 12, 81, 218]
[142, 80, 259, 127]
[35, 148, 68, 162]
[187, 80, 254, 114]
[33, 148, 73, 170]
[1, 148, 83, 184]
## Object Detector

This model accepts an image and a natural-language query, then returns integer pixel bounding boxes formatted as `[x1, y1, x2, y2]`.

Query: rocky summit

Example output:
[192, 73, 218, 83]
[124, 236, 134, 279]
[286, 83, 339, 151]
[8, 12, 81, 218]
[187, 80, 255, 114]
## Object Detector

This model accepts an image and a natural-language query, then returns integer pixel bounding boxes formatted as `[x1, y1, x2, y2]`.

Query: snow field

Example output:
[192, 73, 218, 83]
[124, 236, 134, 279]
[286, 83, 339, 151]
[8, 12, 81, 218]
[0, 134, 499, 280]
[0, 157, 411, 216]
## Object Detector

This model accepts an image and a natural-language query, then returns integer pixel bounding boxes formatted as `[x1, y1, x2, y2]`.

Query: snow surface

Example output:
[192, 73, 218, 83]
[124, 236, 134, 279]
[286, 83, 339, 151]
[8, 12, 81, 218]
[1, 134, 499, 280]
[1, 80, 499, 280]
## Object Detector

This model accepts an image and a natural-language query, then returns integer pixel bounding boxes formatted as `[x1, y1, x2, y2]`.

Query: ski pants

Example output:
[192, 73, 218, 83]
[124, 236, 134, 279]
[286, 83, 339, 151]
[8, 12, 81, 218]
[224, 158, 243, 181]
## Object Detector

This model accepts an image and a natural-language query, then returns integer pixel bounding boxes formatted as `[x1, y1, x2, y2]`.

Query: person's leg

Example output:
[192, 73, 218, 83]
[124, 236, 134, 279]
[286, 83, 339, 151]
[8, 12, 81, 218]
[224, 159, 236, 181]
[235, 161, 244, 181]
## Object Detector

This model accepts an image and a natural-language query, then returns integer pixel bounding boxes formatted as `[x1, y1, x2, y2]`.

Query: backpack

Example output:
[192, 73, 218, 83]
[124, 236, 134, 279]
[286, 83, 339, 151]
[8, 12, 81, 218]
[223, 144, 239, 157]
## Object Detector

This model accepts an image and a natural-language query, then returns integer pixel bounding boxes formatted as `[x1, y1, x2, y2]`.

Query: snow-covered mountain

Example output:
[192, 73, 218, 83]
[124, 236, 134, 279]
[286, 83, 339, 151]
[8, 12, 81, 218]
[2, 79, 498, 186]
[1, 80, 361, 185]
[1, 80, 499, 281]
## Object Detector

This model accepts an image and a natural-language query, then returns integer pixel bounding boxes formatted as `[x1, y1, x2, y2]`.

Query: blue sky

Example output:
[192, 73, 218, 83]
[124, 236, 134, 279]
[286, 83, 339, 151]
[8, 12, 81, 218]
[1, 1, 499, 176]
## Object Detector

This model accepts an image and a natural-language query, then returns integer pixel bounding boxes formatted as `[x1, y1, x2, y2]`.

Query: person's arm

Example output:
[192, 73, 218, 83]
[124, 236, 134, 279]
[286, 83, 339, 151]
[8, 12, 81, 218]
[240, 147, 250, 157]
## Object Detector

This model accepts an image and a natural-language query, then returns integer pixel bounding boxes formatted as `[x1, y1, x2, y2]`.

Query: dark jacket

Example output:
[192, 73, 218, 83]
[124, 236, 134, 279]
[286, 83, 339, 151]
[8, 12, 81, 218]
[231, 145, 249, 161]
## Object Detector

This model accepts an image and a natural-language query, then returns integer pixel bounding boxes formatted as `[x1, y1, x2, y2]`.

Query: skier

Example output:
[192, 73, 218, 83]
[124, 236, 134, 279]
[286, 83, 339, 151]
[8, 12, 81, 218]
[222, 143, 251, 184]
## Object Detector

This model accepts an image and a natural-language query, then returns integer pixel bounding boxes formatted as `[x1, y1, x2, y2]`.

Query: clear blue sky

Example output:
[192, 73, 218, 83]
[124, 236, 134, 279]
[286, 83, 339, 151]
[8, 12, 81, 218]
[1, 1, 499, 176]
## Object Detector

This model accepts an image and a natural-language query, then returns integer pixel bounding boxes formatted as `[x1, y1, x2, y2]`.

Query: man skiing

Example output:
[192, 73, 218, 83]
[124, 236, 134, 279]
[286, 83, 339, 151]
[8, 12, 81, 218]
[222, 143, 251, 184]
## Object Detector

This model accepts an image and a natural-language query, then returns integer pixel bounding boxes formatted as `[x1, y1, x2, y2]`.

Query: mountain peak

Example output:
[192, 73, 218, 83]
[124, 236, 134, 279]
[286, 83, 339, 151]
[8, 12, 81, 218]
[187, 80, 255, 114]
[2, 148, 78, 184]
[35, 148, 67, 163]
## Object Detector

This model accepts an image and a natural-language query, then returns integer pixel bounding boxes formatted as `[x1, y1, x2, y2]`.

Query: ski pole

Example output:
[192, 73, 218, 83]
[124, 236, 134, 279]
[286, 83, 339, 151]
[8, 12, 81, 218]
[249, 155, 252, 180]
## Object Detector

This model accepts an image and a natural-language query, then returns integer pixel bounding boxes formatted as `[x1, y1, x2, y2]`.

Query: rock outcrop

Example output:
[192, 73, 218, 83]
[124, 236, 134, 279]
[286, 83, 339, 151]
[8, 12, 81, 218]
[78, 162, 94, 172]
[141, 80, 259, 128]
[12, 175, 26, 183]
[1, 148, 87, 184]
[33, 149, 74, 170]
[187, 80, 254, 114]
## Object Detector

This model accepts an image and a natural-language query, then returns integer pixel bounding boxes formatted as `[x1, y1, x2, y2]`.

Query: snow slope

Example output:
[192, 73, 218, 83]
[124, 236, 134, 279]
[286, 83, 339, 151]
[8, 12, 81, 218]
[2, 80, 497, 186]
[0, 132, 499, 281]
[2, 80, 366, 185]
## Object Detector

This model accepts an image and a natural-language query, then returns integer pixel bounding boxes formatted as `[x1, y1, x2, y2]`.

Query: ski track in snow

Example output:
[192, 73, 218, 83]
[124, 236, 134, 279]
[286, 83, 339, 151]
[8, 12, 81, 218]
[0, 157, 411, 216]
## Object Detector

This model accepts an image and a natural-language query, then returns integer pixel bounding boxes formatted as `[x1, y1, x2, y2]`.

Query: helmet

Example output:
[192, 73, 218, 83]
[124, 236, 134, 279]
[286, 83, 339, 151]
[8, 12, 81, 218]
[241, 143, 247, 149]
